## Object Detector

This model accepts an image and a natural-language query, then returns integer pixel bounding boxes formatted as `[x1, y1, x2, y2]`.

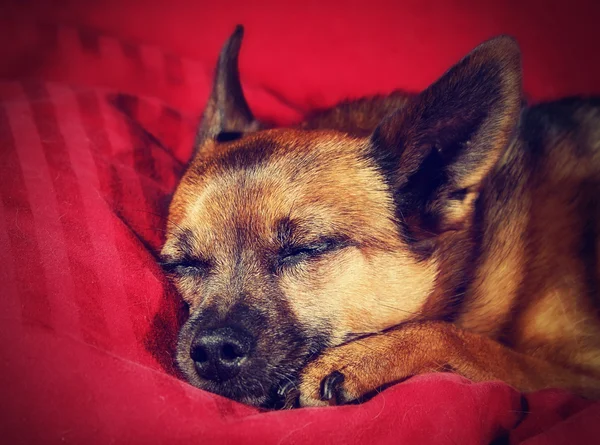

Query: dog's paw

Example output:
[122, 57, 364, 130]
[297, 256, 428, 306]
[297, 346, 368, 407]
[295, 324, 449, 408]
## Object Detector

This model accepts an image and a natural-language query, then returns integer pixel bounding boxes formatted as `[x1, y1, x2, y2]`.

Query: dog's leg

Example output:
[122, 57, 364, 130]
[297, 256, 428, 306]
[297, 321, 600, 407]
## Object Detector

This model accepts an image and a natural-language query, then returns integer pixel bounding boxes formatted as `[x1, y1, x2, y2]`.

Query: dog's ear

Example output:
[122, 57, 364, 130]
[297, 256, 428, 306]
[196, 25, 259, 148]
[371, 36, 522, 240]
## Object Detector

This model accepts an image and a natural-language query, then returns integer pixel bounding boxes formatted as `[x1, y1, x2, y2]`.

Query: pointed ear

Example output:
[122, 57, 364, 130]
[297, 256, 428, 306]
[371, 36, 522, 240]
[196, 25, 260, 148]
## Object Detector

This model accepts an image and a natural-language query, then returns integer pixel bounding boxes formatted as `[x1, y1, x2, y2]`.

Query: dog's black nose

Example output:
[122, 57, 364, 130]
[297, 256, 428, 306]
[190, 327, 253, 382]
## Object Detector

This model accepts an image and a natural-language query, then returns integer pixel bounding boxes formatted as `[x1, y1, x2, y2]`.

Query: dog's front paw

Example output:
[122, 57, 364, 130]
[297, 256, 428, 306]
[297, 346, 368, 407]
[295, 324, 447, 408]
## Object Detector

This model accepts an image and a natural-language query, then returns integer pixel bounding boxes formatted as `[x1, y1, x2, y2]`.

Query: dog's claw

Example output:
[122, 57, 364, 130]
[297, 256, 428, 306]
[320, 370, 345, 402]
[277, 380, 294, 398]
[275, 380, 300, 409]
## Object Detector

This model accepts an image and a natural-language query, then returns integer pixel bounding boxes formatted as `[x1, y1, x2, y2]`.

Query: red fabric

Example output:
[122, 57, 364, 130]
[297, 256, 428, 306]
[1, 2, 600, 444]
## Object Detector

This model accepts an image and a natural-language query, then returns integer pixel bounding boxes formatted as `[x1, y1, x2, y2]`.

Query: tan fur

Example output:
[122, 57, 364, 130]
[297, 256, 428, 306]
[281, 247, 437, 343]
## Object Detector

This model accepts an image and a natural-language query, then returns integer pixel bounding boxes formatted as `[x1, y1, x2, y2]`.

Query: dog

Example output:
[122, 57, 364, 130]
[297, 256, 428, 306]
[160, 25, 600, 408]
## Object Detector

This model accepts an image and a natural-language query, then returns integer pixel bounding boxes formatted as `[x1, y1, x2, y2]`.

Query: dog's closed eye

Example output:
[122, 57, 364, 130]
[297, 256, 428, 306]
[160, 258, 212, 278]
[278, 238, 347, 269]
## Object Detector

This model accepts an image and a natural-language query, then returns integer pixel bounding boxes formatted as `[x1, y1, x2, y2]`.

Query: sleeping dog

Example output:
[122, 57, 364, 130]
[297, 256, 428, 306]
[160, 26, 600, 408]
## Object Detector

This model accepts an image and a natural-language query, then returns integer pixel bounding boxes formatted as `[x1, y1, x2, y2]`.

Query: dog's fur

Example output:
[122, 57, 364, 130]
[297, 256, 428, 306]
[161, 26, 600, 408]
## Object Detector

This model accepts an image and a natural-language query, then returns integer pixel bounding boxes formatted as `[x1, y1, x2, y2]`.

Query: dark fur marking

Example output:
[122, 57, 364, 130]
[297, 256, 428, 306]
[522, 98, 600, 159]
[216, 140, 277, 172]
[579, 189, 600, 318]
[171, 228, 198, 259]
[275, 217, 296, 246]
[216, 131, 244, 143]
[395, 148, 449, 237]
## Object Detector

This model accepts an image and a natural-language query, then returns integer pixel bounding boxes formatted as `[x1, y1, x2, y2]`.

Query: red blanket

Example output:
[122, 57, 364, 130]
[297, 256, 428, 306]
[2, 1, 600, 443]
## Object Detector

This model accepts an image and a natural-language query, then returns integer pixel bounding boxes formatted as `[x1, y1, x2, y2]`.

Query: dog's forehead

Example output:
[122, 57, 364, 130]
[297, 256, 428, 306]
[169, 129, 398, 246]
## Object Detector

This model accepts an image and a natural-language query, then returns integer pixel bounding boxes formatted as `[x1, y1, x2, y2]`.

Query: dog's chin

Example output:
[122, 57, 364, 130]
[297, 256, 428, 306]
[178, 363, 298, 408]
[198, 379, 274, 408]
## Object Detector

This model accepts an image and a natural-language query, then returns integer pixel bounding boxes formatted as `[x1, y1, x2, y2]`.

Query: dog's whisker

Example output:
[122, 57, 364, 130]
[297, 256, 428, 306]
[117, 207, 186, 235]
[376, 303, 421, 316]
[144, 210, 181, 232]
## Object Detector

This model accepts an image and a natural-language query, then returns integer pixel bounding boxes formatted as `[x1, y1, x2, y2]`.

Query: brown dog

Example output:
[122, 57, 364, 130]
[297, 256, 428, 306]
[160, 25, 600, 408]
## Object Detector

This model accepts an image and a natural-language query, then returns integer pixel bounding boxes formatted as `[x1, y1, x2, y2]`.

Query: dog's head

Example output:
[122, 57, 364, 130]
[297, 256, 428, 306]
[160, 26, 522, 407]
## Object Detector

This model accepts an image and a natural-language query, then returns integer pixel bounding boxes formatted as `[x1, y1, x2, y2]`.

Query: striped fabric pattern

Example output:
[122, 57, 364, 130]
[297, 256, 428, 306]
[0, 81, 182, 367]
